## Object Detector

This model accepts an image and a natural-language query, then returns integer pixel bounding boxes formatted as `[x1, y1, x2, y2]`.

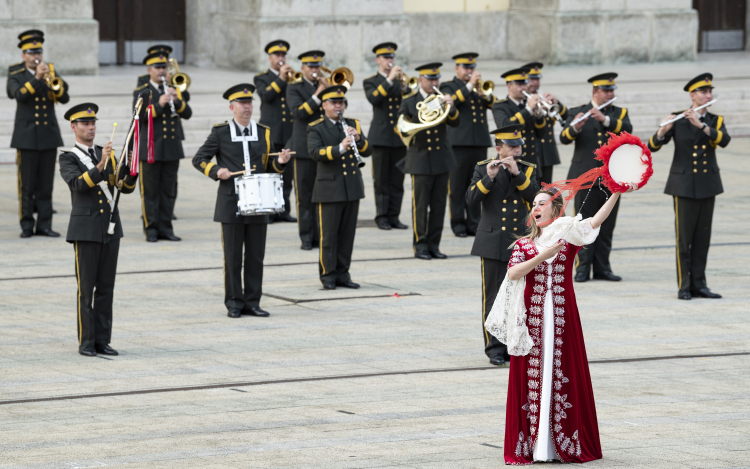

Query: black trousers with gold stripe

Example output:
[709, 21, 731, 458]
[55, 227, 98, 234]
[140, 160, 179, 238]
[222, 223, 267, 311]
[318, 200, 359, 284]
[673, 196, 714, 293]
[18, 149, 56, 232]
[74, 239, 119, 350]
[412, 173, 449, 254]
[449, 146, 485, 235]
[372, 146, 406, 225]
[574, 185, 620, 276]
[481, 257, 510, 360]
[294, 158, 319, 245]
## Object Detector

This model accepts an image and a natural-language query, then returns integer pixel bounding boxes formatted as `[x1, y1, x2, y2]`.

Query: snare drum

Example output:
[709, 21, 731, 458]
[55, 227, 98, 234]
[234, 173, 285, 216]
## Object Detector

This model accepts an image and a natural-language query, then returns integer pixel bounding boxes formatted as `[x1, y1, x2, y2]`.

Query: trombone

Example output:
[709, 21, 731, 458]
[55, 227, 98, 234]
[167, 58, 191, 92]
[34, 59, 62, 92]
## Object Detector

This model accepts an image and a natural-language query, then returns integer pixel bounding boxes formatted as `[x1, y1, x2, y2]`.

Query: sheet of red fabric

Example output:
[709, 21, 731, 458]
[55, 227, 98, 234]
[503, 238, 602, 465]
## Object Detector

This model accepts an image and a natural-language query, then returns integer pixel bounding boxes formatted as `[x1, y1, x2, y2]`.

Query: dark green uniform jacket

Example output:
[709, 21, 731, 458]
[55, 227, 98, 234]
[560, 102, 632, 178]
[132, 82, 192, 161]
[307, 117, 372, 203]
[362, 72, 405, 148]
[397, 90, 460, 175]
[287, 79, 323, 159]
[8, 64, 69, 150]
[439, 77, 493, 147]
[466, 160, 538, 261]
[647, 111, 730, 199]
[59, 145, 138, 243]
[7, 62, 25, 99]
[492, 97, 544, 166]
[254, 69, 294, 146]
[538, 102, 569, 167]
[192, 121, 285, 224]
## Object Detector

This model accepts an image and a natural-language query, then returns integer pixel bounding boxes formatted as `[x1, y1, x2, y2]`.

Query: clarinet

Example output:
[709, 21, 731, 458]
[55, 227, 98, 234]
[337, 111, 365, 168]
[161, 76, 178, 117]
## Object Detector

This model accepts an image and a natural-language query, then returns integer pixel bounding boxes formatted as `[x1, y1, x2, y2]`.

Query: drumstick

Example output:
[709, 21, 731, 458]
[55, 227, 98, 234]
[269, 151, 296, 156]
[229, 170, 252, 176]
[109, 123, 117, 144]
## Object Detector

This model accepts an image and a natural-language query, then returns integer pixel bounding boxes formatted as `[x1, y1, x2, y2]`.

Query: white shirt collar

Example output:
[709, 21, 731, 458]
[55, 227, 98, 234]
[76, 141, 94, 153]
[508, 95, 523, 106]
[379, 70, 389, 79]
[269, 67, 279, 76]
[150, 80, 162, 89]
[694, 107, 707, 118]
[303, 76, 315, 87]
[233, 118, 251, 135]
[419, 87, 431, 99]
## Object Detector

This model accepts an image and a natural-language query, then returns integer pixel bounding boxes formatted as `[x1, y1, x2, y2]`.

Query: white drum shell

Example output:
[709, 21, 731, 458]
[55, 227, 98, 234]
[235, 174, 285, 216]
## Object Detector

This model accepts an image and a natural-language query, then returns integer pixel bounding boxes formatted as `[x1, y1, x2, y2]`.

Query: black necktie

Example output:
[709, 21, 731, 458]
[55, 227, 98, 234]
[335, 121, 343, 133]
[243, 127, 249, 136]
[158, 84, 164, 94]
[520, 100, 526, 109]
[88, 148, 97, 163]
[699, 115, 705, 123]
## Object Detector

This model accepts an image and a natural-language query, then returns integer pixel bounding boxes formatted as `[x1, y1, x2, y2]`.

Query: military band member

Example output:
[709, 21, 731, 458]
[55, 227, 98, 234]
[7, 30, 43, 99]
[136, 44, 173, 87]
[307, 85, 372, 289]
[288, 50, 327, 250]
[522, 62, 567, 184]
[192, 84, 291, 318]
[492, 68, 544, 170]
[133, 51, 192, 243]
[440, 52, 494, 237]
[254, 39, 296, 223]
[363, 42, 408, 231]
[466, 124, 538, 366]
[59, 103, 138, 357]
[9, 31, 69, 238]
[398, 63, 459, 259]
[648, 73, 729, 300]
[560, 72, 631, 282]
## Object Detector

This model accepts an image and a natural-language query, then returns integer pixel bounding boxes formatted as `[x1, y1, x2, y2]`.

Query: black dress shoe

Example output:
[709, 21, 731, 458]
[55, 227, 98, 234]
[377, 221, 392, 230]
[429, 250, 448, 259]
[390, 220, 408, 229]
[415, 251, 431, 260]
[278, 213, 297, 223]
[95, 344, 119, 356]
[467, 231, 476, 237]
[692, 287, 722, 299]
[455, 232, 467, 238]
[79, 347, 96, 357]
[35, 229, 60, 237]
[171, 214, 177, 220]
[243, 306, 270, 317]
[336, 280, 360, 289]
[678, 290, 692, 300]
[312, 240, 320, 248]
[574, 272, 589, 283]
[157, 234, 182, 241]
[20, 230, 33, 238]
[301, 242, 312, 250]
[146, 235, 158, 243]
[323, 282, 336, 290]
[593, 271, 622, 281]
[227, 309, 242, 318]
[489, 356, 506, 366]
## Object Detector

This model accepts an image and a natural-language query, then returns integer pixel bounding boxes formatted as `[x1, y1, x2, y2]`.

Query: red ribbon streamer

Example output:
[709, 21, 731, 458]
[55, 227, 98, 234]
[130, 116, 140, 177]
[147, 103, 155, 164]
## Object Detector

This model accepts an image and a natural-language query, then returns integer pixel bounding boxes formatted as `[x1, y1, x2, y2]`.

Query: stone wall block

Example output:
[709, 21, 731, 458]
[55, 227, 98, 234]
[604, 12, 650, 63]
[332, 0, 403, 16]
[625, 0, 691, 10]
[43, 0, 93, 19]
[259, 0, 332, 17]
[509, 0, 558, 11]
[44, 20, 99, 75]
[553, 13, 604, 64]
[651, 10, 697, 62]
[507, 11, 553, 62]
[360, 18, 410, 72]
[257, 19, 317, 69]
[558, 0, 625, 12]
[310, 19, 363, 70]
[409, 12, 507, 61]
[0, 0, 12, 20]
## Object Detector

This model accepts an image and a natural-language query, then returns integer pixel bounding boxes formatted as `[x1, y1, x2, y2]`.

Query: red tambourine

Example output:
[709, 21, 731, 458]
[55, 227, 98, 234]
[595, 132, 653, 193]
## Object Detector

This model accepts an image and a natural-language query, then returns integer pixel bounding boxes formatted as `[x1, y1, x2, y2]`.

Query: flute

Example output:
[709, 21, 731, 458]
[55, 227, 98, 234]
[569, 97, 617, 126]
[659, 99, 717, 127]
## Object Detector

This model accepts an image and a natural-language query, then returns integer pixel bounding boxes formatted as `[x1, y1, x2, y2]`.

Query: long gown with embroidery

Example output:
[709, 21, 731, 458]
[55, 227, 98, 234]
[501, 217, 603, 465]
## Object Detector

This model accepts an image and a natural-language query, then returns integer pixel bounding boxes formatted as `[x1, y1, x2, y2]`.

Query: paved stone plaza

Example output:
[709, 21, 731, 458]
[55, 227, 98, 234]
[1, 57, 749, 468]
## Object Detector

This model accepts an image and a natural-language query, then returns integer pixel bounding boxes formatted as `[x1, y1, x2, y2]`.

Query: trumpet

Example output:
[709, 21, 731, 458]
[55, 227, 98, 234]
[167, 58, 191, 92]
[338, 111, 365, 168]
[319, 66, 355, 89]
[476, 79, 494, 97]
[34, 59, 62, 92]
[523, 90, 561, 121]
[279, 61, 303, 84]
[388, 63, 416, 91]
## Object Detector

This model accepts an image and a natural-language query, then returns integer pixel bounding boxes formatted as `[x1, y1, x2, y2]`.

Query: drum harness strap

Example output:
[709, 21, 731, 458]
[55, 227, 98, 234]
[229, 118, 259, 172]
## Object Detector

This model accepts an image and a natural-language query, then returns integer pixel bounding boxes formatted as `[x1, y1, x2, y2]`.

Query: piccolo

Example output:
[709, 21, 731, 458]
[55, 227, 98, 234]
[569, 97, 618, 126]
[659, 99, 717, 127]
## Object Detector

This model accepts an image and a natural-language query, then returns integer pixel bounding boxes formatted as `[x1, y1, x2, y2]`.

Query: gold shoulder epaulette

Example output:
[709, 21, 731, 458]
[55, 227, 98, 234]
[402, 90, 417, 100]
[134, 83, 148, 91]
[254, 70, 268, 77]
[309, 117, 324, 127]
[365, 73, 378, 80]
[10, 68, 25, 75]
[256, 122, 270, 129]
[518, 159, 537, 168]
[496, 97, 508, 104]
[213, 121, 229, 127]
[138, 74, 148, 78]
[477, 158, 496, 166]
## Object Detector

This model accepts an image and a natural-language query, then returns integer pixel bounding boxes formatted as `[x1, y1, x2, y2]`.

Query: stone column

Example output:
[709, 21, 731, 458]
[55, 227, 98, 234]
[186, 0, 410, 73]
[507, 0, 698, 64]
[0, 0, 99, 75]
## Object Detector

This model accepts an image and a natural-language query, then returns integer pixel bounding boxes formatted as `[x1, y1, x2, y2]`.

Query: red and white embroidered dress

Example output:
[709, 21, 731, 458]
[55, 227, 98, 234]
[489, 216, 603, 465]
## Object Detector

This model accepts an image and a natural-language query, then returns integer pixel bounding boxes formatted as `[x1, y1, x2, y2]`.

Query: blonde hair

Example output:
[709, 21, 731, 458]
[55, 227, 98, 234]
[517, 189, 564, 241]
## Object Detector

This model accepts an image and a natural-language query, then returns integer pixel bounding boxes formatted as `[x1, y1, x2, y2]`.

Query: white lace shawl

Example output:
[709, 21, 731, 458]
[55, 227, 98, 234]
[484, 215, 600, 356]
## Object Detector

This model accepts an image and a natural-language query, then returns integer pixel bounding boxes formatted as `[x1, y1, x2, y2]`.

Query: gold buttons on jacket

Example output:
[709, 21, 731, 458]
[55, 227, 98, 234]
[502, 208, 506, 212]
[693, 169, 698, 173]
[502, 217, 506, 221]
[100, 209, 104, 213]
[693, 161, 697, 165]
[703, 161, 707, 165]
[436, 146, 440, 150]
[163, 128, 167, 132]
[99, 200, 103, 204]
[281, 97, 285, 101]
[693, 145, 698, 149]
[501, 227, 506, 231]
[597, 132, 602, 136]
[514, 218, 518, 222]
[426, 130, 431, 134]
[35, 105, 39, 109]
[702, 145, 706, 149]
[703, 169, 707, 173]
[513, 200, 517, 204]
[428, 147, 432, 151]
[35, 112, 39, 117]
[342, 164, 346, 168]
[503, 199, 507, 203]
[343, 171, 347, 175]
[353, 170, 356, 174]
[427, 139, 431, 142]
[597, 140, 602, 144]
[693, 153, 697, 156]
[514, 209, 518, 213]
